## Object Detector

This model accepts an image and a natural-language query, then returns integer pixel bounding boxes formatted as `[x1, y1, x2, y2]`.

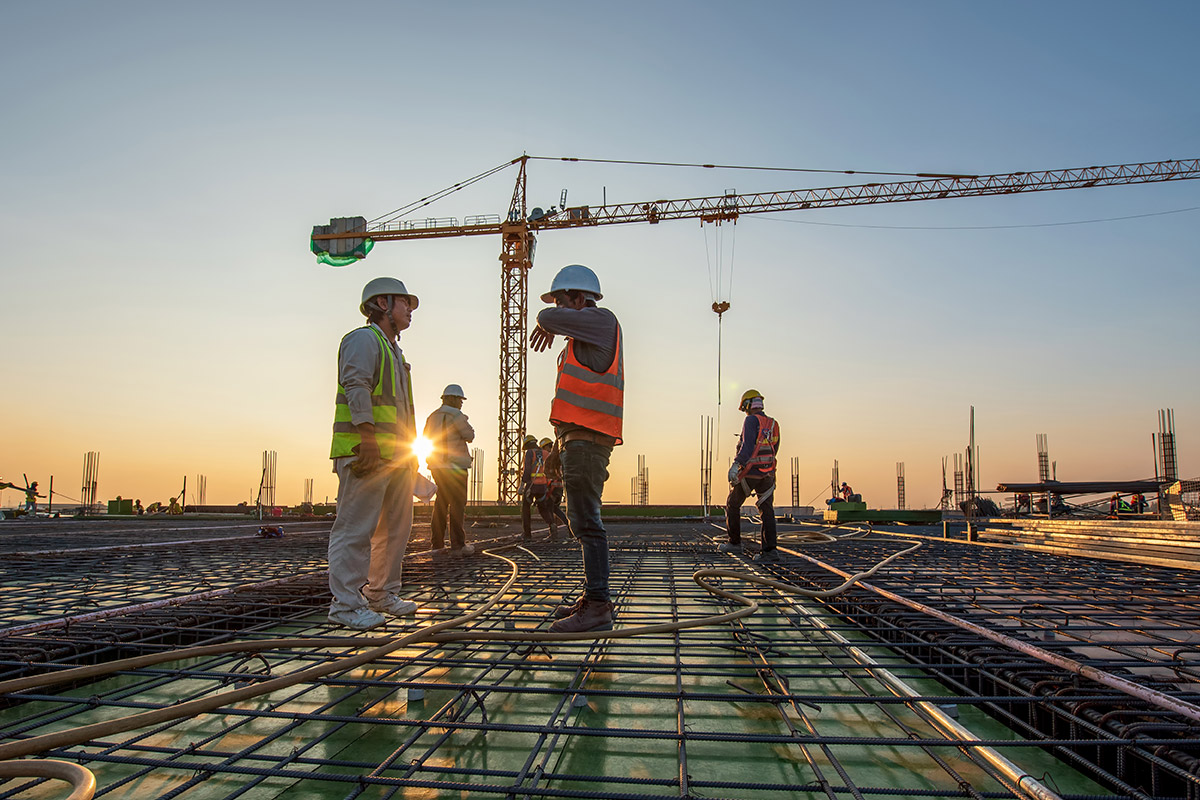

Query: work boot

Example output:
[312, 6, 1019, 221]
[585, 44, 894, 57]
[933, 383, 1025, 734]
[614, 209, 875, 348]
[553, 596, 583, 619]
[753, 549, 779, 564]
[548, 523, 559, 541]
[718, 542, 742, 554]
[549, 599, 614, 633]
[451, 543, 475, 558]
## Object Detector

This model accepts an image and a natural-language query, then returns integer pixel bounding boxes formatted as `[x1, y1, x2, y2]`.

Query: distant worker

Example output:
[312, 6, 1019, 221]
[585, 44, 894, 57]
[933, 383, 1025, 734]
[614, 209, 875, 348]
[720, 389, 780, 563]
[520, 434, 556, 540]
[167, 496, 182, 515]
[1109, 493, 1120, 516]
[1132, 492, 1147, 514]
[135, 499, 144, 515]
[423, 383, 476, 558]
[530, 263, 623, 633]
[327, 277, 422, 630]
[540, 437, 569, 532]
[826, 481, 853, 508]
[24, 481, 43, 515]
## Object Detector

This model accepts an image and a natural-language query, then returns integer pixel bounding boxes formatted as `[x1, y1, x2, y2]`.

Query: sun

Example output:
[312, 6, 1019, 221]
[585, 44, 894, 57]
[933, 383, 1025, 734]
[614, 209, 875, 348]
[412, 435, 434, 468]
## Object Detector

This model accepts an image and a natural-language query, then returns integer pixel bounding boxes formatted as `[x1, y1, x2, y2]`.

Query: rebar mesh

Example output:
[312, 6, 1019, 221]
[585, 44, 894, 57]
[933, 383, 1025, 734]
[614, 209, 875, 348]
[3, 519, 1198, 798]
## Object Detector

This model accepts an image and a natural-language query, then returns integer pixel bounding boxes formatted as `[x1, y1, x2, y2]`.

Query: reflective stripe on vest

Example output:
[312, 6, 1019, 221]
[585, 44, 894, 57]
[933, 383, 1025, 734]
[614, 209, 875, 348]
[330, 326, 413, 460]
[529, 448, 548, 488]
[742, 413, 779, 474]
[549, 323, 624, 443]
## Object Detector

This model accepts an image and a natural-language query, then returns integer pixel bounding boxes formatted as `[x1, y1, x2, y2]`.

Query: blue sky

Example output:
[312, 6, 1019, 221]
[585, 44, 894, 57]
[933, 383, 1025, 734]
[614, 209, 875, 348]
[2, 1, 1197, 508]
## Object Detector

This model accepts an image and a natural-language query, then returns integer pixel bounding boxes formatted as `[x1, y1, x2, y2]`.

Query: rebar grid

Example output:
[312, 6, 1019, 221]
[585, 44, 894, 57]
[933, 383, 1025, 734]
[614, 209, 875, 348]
[0, 523, 1120, 799]
[773, 526, 1200, 800]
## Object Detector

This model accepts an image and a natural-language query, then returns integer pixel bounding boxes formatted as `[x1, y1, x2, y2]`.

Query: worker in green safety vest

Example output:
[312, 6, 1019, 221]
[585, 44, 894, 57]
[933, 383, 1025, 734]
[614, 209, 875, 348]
[328, 277, 423, 630]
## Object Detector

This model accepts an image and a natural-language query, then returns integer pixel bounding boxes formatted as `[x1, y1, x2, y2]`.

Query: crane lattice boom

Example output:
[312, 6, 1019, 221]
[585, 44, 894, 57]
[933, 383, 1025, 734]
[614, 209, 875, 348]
[311, 156, 1200, 504]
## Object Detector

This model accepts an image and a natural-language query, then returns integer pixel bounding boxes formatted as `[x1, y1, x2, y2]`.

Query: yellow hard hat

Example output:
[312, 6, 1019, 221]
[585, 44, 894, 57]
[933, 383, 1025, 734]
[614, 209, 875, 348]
[739, 389, 763, 411]
[524, 434, 539, 445]
[538, 437, 553, 448]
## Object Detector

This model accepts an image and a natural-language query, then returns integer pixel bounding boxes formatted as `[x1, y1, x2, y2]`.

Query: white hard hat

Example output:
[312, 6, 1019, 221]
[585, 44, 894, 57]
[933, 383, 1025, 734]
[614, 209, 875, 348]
[441, 383, 466, 399]
[541, 264, 602, 303]
[360, 277, 419, 316]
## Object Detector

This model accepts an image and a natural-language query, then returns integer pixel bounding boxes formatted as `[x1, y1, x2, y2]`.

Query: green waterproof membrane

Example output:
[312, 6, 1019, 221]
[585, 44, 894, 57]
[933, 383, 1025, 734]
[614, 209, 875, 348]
[3, 518, 1198, 798]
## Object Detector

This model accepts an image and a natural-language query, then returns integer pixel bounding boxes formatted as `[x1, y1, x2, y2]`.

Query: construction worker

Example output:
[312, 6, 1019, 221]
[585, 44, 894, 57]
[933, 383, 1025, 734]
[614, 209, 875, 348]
[540, 437, 570, 532]
[167, 496, 182, 515]
[840, 481, 854, 502]
[327, 277, 421, 630]
[24, 481, 43, 515]
[720, 390, 780, 562]
[424, 383, 475, 558]
[530, 263, 623, 633]
[520, 434, 556, 540]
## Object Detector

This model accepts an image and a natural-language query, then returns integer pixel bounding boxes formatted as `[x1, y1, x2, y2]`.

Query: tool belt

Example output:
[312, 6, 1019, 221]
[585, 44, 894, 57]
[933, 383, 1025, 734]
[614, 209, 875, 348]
[558, 428, 617, 447]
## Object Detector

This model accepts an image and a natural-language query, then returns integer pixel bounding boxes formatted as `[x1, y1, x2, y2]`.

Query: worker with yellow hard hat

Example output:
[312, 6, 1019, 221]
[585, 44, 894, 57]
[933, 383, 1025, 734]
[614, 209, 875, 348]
[424, 383, 476, 559]
[521, 434, 557, 540]
[720, 388, 781, 563]
[327, 277, 421, 630]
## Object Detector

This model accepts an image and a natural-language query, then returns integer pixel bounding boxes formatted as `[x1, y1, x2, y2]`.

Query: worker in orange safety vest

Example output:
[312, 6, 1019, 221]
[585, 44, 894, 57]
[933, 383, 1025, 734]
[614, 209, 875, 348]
[720, 389, 780, 563]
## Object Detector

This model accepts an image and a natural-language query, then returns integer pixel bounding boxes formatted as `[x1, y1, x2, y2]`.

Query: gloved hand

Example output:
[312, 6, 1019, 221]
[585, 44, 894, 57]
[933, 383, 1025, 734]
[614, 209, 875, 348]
[728, 462, 742, 485]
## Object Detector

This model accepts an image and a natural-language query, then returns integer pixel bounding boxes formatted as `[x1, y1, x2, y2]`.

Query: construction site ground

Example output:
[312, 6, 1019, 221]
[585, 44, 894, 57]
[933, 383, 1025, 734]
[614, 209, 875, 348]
[3, 515, 1200, 799]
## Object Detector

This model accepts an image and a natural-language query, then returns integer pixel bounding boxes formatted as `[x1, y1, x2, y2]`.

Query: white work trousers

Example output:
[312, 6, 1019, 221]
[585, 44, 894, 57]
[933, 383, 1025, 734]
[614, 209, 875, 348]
[328, 459, 415, 613]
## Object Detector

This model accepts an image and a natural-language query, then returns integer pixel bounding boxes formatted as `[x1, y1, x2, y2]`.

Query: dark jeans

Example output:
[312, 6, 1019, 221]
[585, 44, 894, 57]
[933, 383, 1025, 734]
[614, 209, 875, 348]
[430, 467, 468, 549]
[561, 440, 612, 602]
[522, 487, 555, 535]
[725, 473, 777, 551]
[545, 486, 569, 527]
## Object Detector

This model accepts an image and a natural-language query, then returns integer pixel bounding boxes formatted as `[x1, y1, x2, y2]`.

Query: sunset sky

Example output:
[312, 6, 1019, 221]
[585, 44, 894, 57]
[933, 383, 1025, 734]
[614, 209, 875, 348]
[2, 1, 1198, 510]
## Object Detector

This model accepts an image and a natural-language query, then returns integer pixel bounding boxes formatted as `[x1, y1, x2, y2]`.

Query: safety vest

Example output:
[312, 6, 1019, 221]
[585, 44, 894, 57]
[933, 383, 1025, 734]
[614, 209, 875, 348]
[741, 413, 779, 475]
[330, 326, 413, 460]
[528, 448, 548, 489]
[549, 323, 624, 443]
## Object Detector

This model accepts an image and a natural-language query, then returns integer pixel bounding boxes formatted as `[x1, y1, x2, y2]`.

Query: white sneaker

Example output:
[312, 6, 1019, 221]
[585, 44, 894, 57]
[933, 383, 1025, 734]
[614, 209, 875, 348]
[328, 607, 385, 630]
[370, 595, 418, 617]
[452, 543, 476, 557]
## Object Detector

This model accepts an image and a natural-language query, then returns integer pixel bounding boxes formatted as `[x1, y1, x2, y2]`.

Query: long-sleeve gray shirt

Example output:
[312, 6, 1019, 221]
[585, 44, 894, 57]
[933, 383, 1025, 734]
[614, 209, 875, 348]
[535, 306, 619, 373]
[536, 305, 621, 439]
[334, 323, 415, 470]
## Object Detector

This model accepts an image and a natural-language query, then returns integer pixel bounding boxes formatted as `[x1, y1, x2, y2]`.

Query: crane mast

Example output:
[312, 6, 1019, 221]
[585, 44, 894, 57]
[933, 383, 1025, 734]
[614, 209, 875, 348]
[497, 159, 533, 505]
[312, 156, 1200, 505]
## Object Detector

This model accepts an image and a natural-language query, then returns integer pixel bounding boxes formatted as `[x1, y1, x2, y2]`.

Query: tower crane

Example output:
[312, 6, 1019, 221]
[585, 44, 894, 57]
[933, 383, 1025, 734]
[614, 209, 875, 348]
[312, 156, 1200, 504]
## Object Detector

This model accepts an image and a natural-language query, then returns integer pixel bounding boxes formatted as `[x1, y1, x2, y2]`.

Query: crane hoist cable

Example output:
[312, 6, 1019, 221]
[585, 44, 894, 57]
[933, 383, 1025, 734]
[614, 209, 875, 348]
[704, 216, 736, 470]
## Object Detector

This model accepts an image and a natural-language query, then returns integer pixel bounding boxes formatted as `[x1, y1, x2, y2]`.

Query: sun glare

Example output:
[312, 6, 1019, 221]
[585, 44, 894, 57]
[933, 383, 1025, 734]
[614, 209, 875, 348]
[412, 435, 434, 468]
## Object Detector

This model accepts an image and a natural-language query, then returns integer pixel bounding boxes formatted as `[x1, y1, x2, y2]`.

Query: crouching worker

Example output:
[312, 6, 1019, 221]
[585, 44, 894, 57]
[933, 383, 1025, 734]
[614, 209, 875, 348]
[721, 389, 780, 563]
